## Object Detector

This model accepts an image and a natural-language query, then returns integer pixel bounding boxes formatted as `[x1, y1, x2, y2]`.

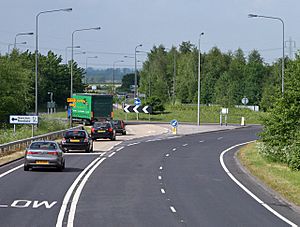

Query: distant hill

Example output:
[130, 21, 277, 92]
[86, 68, 134, 83]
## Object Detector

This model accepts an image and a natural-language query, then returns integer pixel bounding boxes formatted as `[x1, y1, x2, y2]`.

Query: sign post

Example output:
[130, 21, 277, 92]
[9, 115, 39, 137]
[170, 119, 178, 135]
[134, 98, 141, 121]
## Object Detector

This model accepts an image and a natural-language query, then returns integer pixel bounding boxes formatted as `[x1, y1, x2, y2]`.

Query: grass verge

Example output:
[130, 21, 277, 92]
[237, 142, 300, 206]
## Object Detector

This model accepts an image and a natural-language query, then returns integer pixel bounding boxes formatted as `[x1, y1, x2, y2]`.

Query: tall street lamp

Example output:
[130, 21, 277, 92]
[8, 41, 26, 54]
[35, 7, 72, 116]
[14, 32, 34, 49]
[113, 60, 124, 94]
[65, 45, 80, 64]
[86, 56, 98, 83]
[248, 13, 285, 94]
[70, 27, 101, 126]
[134, 44, 142, 98]
[197, 32, 204, 126]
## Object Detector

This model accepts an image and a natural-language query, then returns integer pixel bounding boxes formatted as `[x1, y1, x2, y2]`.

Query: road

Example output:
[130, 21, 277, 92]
[0, 125, 299, 226]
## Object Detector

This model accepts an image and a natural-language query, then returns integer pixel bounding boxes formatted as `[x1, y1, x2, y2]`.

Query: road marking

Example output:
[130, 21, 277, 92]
[0, 205, 8, 208]
[108, 152, 116, 158]
[199, 140, 205, 143]
[0, 164, 23, 179]
[165, 154, 170, 157]
[172, 148, 176, 151]
[159, 166, 163, 170]
[170, 206, 176, 213]
[116, 146, 124, 152]
[64, 152, 103, 156]
[56, 157, 102, 227]
[217, 137, 223, 140]
[182, 144, 188, 147]
[127, 142, 140, 147]
[161, 188, 166, 194]
[67, 157, 106, 227]
[220, 141, 297, 227]
[158, 176, 162, 180]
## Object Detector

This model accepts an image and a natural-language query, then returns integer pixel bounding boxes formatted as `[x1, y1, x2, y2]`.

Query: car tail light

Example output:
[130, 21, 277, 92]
[27, 151, 38, 155]
[84, 138, 88, 142]
[47, 151, 59, 156]
[91, 128, 95, 133]
[108, 127, 113, 132]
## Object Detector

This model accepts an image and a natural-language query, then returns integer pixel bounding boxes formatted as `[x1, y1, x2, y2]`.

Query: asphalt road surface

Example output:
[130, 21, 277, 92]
[0, 125, 299, 227]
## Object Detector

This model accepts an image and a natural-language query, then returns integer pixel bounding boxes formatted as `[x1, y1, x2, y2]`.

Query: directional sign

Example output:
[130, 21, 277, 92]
[123, 105, 152, 114]
[134, 98, 141, 106]
[241, 97, 249, 105]
[67, 98, 76, 103]
[9, 115, 39, 125]
[170, 119, 178, 128]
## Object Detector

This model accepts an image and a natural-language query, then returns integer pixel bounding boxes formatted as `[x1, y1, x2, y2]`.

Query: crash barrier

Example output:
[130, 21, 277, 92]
[0, 126, 82, 155]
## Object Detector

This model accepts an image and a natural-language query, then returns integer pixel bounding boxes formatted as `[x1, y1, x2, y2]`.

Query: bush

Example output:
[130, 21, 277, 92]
[145, 96, 165, 112]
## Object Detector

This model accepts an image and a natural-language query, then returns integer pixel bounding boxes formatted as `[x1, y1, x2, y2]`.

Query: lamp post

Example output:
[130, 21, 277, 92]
[65, 45, 80, 64]
[70, 27, 101, 126]
[8, 41, 26, 54]
[134, 44, 142, 98]
[86, 56, 98, 83]
[113, 60, 124, 94]
[14, 32, 34, 49]
[35, 8, 72, 116]
[248, 13, 285, 94]
[197, 32, 204, 126]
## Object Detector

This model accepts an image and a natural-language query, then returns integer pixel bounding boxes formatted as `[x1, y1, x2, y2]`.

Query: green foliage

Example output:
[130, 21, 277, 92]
[145, 96, 165, 112]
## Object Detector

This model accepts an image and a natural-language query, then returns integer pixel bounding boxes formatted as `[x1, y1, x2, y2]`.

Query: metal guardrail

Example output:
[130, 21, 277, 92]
[0, 126, 83, 155]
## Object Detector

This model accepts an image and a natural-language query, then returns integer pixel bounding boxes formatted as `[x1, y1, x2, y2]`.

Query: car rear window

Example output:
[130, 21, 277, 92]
[65, 130, 86, 138]
[112, 120, 121, 126]
[94, 122, 111, 128]
[30, 142, 57, 150]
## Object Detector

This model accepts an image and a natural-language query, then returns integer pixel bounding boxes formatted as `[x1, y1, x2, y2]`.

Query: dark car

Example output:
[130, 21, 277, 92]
[61, 130, 93, 152]
[111, 120, 126, 135]
[91, 121, 116, 141]
[24, 141, 65, 171]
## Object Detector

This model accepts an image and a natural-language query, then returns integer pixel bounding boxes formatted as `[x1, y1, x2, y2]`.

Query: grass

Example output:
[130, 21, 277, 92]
[237, 142, 300, 206]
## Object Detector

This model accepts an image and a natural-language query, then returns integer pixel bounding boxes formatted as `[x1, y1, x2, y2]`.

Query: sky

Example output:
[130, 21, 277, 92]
[0, 0, 299, 69]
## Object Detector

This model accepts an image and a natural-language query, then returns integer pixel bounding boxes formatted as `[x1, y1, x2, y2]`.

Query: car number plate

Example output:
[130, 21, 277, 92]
[36, 161, 49, 165]
[97, 130, 105, 133]
[70, 139, 80, 142]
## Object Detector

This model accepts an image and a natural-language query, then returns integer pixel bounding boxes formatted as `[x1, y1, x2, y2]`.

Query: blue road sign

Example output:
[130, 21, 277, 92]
[171, 119, 178, 128]
[134, 98, 141, 106]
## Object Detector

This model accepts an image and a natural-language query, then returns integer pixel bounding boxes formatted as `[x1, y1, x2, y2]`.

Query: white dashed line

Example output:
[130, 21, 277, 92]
[172, 148, 176, 151]
[220, 141, 297, 227]
[161, 188, 166, 194]
[170, 206, 176, 213]
[116, 146, 124, 152]
[199, 140, 205, 143]
[165, 154, 170, 157]
[158, 176, 162, 180]
[0, 205, 8, 208]
[108, 152, 116, 158]
[64, 152, 104, 156]
[159, 166, 163, 170]
[182, 144, 188, 147]
[217, 137, 223, 140]
[127, 142, 140, 147]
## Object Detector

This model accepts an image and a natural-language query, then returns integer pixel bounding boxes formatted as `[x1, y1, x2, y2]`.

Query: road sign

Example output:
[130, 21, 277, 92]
[242, 97, 249, 105]
[170, 119, 178, 128]
[134, 98, 141, 106]
[9, 115, 39, 125]
[123, 104, 152, 114]
[69, 103, 76, 107]
[67, 98, 76, 103]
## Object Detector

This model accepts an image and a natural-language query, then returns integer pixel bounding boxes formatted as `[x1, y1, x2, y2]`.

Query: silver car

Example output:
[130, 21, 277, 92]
[24, 141, 65, 171]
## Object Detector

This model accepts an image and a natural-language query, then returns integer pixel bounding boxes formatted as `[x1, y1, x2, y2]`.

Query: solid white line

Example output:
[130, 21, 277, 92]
[127, 142, 140, 147]
[116, 146, 124, 152]
[220, 141, 297, 227]
[170, 206, 176, 213]
[0, 164, 23, 179]
[161, 188, 166, 194]
[0, 205, 8, 207]
[158, 176, 162, 180]
[159, 166, 163, 170]
[64, 152, 103, 156]
[172, 148, 177, 151]
[56, 157, 101, 227]
[108, 152, 116, 158]
[67, 158, 106, 227]
[165, 154, 170, 157]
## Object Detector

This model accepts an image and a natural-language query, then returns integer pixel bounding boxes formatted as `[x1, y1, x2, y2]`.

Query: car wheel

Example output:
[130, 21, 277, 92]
[122, 131, 126, 135]
[24, 164, 29, 171]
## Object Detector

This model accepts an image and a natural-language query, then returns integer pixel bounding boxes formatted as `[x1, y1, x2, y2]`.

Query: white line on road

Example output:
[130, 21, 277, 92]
[220, 141, 297, 227]
[64, 152, 103, 156]
[0, 164, 23, 179]
[116, 146, 124, 152]
[158, 176, 162, 180]
[108, 152, 116, 158]
[0, 205, 8, 208]
[199, 140, 205, 143]
[172, 148, 176, 151]
[127, 142, 140, 147]
[217, 137, 223, 140]
[165, 154, 170, 157]
[170, 206, 176, 213]
[159, 166, 163, 170]
[182, 144, 188, 147]
[161, 188, 166, 194]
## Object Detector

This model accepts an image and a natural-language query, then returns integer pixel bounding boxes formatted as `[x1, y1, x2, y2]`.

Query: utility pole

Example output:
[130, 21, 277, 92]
[285, 37, 296, 59]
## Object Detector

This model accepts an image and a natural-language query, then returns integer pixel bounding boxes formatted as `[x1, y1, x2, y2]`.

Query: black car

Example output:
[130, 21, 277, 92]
[61, 130, 93, 152]
[91, 121, 116, 141]
[111, 120, 126, 135]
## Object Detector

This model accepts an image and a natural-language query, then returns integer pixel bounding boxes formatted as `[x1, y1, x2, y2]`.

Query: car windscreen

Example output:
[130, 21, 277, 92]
[64, 131, 86, 138]
[30, 142, 57, 150]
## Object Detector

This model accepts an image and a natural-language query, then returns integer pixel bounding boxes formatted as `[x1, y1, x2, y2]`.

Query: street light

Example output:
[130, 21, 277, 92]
[86, 56, 98, 83]
[14, 32, 34, 49]
[70, 27, 101, 126]
[248, 13, 285, 94]
[113, 60, 124, 94]
[35, 7, 72, 116]
[134, 44, 142, 98]
[197, 32, 204, 126]
[65, 45, 80, 64]
[8, 41, 26, 54]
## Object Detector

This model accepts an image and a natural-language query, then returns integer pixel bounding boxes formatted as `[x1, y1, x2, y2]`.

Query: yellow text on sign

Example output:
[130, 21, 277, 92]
[67, 98, 76, 103]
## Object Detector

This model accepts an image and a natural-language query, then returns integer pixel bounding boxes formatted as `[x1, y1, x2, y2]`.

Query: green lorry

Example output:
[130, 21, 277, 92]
[71, 93, 113, 125]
